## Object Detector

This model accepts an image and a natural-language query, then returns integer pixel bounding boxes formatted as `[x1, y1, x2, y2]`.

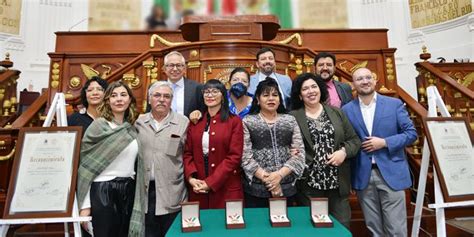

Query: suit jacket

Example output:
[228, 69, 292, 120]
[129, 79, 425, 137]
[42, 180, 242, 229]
[183, 112, 244, 209]
[183, 78, 204, 117]
[342, 94, 417, 191]
[135, 111, 189, 215]
[248, 72, 292, 108]
[334, 80, 353, 107]
[290, 105, 361, 197]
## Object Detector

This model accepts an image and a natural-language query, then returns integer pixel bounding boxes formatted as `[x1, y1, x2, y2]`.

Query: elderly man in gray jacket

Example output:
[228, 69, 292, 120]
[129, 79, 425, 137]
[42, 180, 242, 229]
[135, 81, 189, 237]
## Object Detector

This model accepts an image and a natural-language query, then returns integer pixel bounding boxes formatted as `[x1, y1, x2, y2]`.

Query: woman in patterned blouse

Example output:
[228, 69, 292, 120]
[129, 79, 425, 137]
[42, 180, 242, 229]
[241, 78, 305, 208]
[289, 73, 360, 228]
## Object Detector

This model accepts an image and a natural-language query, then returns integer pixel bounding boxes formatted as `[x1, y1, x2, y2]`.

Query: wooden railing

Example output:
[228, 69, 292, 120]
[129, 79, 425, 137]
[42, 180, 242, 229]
[416, 61, 474, 130]
[0, 56, 21, 128]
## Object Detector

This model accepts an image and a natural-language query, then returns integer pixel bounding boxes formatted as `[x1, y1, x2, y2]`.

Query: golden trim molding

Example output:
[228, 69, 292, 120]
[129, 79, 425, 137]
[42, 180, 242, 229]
[51, 62, 60, 89]
[149, 34, 189, 48]
[277, 33, 303, 46]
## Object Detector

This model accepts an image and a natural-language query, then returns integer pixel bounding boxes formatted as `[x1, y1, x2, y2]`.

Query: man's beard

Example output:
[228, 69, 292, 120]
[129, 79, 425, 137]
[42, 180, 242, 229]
[357, 88, 375, 96]
[319, 70, 334, 81]
[261, 64, 274, 75]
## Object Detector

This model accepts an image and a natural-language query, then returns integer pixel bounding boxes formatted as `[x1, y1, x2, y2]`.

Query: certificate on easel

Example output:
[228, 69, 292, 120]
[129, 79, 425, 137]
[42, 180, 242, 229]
[423, 117, 474, 202]
[3, 126, 82, 219]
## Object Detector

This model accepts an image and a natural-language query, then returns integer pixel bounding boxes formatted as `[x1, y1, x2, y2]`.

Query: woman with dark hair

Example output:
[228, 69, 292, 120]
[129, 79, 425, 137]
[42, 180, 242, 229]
[77, 81, 145, 236]
[68, 76, 108, 135]
[241, 78, 305, 207]
[290, 73, 360, 228]
[183, 79, 244, 209]
[228, 67, 253, 118]
[146, 4, 167, 30]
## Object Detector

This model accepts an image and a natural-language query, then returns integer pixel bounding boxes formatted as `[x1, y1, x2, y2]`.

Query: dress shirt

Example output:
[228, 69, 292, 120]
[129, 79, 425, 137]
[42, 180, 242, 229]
[359, 93, 377, 164]
[168, 78, 185, 115]
[326, 79, 342, 108]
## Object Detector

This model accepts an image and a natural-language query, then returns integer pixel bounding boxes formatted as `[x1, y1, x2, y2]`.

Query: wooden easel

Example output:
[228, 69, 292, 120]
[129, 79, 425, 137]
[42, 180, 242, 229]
[411, 86, 474, 237]
[0, 93, 90, 237]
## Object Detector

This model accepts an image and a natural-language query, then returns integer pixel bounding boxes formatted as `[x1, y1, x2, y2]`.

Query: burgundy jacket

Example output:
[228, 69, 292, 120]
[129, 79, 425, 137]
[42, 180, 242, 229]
[183, 112, 244, 209]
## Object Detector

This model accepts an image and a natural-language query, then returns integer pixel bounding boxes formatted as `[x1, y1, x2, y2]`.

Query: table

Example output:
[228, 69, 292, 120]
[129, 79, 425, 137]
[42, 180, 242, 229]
[166, 206, 352, 237]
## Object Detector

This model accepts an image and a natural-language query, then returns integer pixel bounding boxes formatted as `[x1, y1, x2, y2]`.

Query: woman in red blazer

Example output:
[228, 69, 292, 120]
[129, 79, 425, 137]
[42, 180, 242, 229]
[183, 79, 244, 209]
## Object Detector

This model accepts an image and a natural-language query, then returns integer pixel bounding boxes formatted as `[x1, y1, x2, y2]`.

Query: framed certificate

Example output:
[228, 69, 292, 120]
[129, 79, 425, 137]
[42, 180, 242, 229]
[422, 117, 474, 202]
[3, 126, 82, 219]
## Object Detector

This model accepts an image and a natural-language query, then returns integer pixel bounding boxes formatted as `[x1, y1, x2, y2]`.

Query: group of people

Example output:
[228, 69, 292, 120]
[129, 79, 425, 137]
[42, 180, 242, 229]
[70, 48, 417, 237]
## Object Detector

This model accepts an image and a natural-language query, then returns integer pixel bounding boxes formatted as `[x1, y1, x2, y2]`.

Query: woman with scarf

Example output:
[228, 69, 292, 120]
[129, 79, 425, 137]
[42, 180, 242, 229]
[183, 79, 244, 209]
[77, 81, 145, 237]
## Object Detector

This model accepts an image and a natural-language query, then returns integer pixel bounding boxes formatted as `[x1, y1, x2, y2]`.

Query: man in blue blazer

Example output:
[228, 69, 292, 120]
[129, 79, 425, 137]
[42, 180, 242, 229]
[248, 47, 292, 108]
[342, 67, 417, 237]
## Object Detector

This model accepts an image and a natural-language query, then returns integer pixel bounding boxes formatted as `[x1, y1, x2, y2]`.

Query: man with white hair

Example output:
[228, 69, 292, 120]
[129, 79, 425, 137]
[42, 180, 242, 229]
[163, 51, 203, 117]
[135, 81, 189, 237]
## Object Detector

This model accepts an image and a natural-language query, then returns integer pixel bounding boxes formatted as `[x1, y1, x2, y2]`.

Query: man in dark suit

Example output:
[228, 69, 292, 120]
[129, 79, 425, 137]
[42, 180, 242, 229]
[315, 52, 353, 108]
[163, 51, 203, 117]
[342, 67, 417, 237]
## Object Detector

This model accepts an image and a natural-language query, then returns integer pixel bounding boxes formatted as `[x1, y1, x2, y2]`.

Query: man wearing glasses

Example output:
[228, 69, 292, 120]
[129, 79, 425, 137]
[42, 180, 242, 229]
[342, 67, 416, 237]
[136, 81, 190, 237]
[163, 51, 203, 117]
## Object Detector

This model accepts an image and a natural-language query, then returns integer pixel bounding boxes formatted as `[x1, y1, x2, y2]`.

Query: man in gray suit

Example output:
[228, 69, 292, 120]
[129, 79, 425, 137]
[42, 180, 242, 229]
[163, 51, 203, 117]
[315, 52, 353, 108]
[135, 81, 189, 237]
[248, 47, 293, 108]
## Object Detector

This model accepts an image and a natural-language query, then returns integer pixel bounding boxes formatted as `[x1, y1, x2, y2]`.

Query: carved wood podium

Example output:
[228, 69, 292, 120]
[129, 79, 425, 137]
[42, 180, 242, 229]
[180, 15, 280, 41]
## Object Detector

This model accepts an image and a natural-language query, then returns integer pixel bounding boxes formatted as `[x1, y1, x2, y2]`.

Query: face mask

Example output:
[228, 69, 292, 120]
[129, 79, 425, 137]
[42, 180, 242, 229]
[229, 82, 247, 98]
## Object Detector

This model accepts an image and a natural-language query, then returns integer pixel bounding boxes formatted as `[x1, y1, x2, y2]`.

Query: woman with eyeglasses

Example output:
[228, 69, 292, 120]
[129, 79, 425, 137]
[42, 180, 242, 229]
[77, 81, 145, 236]
[188, 67, 252, 123]
[183, 79, 244, 209]
[241, 78, 305, 207]
[68, 76, 108, 136]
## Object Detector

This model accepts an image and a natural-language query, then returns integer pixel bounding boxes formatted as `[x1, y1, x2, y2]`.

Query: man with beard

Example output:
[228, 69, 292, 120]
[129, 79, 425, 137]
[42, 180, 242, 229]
[248, 47, 292, 108]
[163, 51, 203, 117]
[342, 67, 417, 237]
[135, 81, 189, 237]
[315, 52, 353, 108]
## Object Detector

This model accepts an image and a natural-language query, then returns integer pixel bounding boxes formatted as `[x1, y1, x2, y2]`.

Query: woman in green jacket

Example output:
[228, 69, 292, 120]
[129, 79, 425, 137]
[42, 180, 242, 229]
[290, 73, 360, 229]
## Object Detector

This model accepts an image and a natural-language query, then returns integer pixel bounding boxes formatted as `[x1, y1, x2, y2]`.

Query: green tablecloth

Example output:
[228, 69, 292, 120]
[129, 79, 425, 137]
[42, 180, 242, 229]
[166, 206, 352, 237]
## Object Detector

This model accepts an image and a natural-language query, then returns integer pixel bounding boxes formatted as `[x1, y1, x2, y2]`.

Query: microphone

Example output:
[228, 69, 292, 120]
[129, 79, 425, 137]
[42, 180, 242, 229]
[68, 17, 92, 31]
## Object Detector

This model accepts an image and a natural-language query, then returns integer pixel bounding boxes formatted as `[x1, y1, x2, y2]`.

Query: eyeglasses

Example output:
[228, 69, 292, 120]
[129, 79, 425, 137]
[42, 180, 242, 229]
[202, 89, 221, 96]
[151, 92, 172, 100]
[164, 63, 185, 70]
